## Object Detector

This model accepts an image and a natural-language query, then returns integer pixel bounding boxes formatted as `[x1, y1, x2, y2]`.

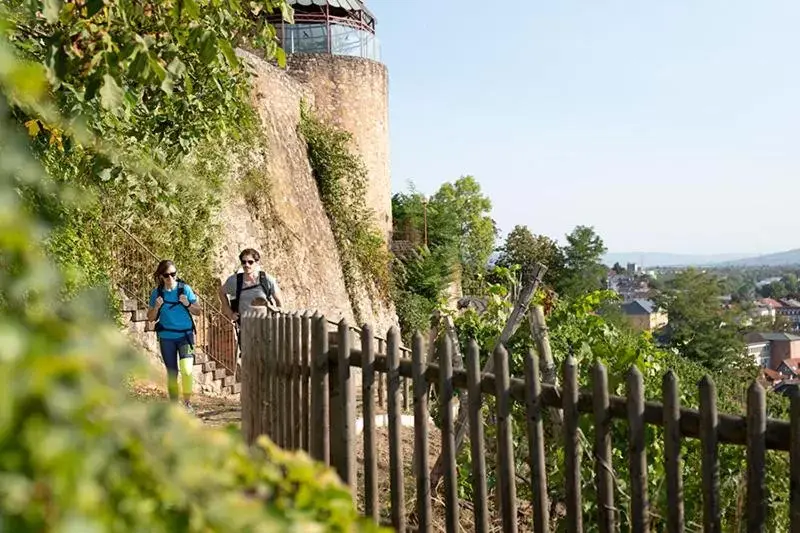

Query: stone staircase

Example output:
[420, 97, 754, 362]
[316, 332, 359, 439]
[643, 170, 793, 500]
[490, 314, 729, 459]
[120, 294, 241, 398]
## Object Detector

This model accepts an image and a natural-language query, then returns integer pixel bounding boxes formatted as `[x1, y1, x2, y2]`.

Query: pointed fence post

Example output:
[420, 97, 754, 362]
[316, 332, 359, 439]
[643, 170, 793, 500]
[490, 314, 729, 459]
[330, 319, 355, 492]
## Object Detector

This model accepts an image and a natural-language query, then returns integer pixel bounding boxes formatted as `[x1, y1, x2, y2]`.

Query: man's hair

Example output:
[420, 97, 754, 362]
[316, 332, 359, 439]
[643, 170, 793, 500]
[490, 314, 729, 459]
[239, 248, 261, 262]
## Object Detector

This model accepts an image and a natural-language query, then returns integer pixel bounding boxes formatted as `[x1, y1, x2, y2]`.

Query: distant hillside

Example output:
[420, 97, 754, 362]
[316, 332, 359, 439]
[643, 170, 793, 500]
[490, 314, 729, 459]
[603, 252, 750, 268]
[719, 249, 800, 267]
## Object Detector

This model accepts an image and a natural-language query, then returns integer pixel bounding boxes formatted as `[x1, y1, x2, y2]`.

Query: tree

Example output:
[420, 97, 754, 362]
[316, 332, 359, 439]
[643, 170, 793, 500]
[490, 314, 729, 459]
[612, 262, 626, 275]
[759, 281, 788, 300]
[427, 176, 497, 294]
[651, 268, 747, 371]
[496, 224, 564, 287]
[555, 225, 608, 298]
[391, 188, 427, 245]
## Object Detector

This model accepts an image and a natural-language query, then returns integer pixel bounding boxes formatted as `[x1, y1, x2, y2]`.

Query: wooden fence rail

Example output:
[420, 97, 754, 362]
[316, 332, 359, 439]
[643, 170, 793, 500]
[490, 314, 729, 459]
[241, 310, 798, 533]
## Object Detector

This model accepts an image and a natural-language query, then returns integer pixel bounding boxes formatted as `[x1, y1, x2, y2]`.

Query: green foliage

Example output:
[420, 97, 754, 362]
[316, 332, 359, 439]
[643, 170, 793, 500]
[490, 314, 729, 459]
[391, 245, 456, 339]
[4, 0, 292, 301]
[299, 103, 392, 320]
[0, 31, 385, 532]
[496, 224, 564, 288]
[652, 268, 748, 371]
[427, 176, 497, 294]
[555, 225, 608, 298]
[391, 178, 495, 339]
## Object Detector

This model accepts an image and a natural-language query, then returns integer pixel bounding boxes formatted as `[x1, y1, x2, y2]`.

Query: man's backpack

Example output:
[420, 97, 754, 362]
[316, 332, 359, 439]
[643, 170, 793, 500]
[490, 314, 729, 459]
[154, 280, 196, 335]
[231, 271, 275, 313]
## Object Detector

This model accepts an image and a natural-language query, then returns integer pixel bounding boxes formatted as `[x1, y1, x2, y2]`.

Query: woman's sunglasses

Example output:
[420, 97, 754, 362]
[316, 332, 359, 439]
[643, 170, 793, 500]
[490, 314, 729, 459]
[241, 260, 255, 265]
[162, 272, 177, 278]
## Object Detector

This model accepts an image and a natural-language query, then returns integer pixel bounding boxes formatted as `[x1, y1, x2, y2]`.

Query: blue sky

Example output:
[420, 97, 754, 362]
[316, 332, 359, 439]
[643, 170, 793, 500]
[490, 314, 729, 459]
[368, 0, 800, 255]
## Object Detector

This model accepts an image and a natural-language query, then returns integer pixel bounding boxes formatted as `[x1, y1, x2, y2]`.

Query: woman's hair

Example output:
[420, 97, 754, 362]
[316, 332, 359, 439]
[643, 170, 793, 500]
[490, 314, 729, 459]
[239, 248, 261, 262]
[154, 259, 176, 287]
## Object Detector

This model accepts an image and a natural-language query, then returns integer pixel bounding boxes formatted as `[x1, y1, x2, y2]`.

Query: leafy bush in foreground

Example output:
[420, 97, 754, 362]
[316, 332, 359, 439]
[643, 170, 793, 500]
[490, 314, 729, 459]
[0, 20, 384, 533]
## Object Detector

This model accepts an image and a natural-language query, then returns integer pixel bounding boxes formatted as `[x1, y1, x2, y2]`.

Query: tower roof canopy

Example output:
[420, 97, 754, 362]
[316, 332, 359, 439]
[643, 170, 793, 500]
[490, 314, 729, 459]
[289, 0, 375, 25]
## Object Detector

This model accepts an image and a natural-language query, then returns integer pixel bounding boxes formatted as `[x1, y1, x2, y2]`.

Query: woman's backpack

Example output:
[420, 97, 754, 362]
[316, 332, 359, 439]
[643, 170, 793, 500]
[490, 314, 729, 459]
[153, 279, 196, 335]
[230, 271, 275, 313]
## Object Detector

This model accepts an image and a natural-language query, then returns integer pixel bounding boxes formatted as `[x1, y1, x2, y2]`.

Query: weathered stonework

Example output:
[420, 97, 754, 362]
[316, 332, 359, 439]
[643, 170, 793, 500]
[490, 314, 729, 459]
[211, 49, 397, 336]
[286, 53, 392, 239]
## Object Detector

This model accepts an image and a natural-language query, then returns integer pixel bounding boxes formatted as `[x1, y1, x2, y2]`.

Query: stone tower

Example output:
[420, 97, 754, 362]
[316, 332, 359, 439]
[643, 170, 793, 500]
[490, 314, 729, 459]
[270, 0, 392, 238]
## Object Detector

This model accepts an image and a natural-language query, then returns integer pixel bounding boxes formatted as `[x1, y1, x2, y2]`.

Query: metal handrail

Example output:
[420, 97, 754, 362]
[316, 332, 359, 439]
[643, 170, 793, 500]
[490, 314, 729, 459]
[110, 223, 239, 375]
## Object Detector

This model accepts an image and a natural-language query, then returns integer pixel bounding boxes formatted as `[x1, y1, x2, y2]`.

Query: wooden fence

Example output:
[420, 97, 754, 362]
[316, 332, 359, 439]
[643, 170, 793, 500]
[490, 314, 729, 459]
[240, 309, 800, 533]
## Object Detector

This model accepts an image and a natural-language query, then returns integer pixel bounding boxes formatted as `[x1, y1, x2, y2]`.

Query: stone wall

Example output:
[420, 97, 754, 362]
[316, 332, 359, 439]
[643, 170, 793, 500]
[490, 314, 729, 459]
[211, 49, 397, 336]
[285, 54, 392, 239]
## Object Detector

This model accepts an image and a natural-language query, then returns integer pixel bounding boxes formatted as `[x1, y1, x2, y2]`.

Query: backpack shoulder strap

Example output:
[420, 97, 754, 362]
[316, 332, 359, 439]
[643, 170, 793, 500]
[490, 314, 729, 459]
[259, 271, 274, 302]
[235, 273, 244, 301]
[176, 280, 185, 297]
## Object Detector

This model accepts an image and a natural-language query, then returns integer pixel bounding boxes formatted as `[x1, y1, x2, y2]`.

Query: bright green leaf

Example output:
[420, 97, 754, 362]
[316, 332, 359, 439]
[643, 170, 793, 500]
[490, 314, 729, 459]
[217, 39, 239, 68]
[181, 0, 201, 19]
[147, 53, 167, 82]
[198, 31, 217, 65]
[275, 47, 287, 69]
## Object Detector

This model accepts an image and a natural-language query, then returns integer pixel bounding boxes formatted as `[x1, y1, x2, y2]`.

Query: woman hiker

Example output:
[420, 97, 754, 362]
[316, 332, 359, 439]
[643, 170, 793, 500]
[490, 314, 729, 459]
[147, 259, 201, 413]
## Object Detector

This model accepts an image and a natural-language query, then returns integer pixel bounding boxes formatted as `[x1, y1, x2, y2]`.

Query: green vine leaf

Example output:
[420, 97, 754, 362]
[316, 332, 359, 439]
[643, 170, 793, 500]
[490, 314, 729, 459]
[99, 74, 123, 110]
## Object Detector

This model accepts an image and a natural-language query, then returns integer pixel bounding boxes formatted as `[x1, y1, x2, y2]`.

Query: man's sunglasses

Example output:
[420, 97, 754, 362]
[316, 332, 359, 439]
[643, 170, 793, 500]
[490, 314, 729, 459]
[241, 260, 255, 265]
[162, 272, 177, 278]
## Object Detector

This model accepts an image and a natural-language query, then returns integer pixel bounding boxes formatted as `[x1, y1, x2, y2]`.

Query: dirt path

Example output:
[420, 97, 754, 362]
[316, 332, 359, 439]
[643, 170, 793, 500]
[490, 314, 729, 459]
[129, 381, 243, 428]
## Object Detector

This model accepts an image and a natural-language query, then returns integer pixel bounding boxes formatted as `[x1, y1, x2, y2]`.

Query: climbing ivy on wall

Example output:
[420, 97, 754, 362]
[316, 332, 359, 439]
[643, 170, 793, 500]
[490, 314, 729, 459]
[4, 0, 291, 299]
[298, 103, 392, 322]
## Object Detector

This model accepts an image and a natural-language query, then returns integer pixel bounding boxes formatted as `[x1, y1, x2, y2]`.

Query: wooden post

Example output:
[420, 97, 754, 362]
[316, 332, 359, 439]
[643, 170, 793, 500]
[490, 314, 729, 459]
[291, 313, 302, 450]
[700, 376, 721, 533]
[301, 312, 311, 452]
[330, 319, 355, 492]
[564, 356, 583, 533]
[377, 338, 385, 408]
[276, 313, 285, 447]
[269, 313, 279, 442]
[412, 333, 432, 532]
[663, 371, 684, 533]
[240, 311, 254, 444]
[439, 334, 459, 533]
[746, 382, 766, 533]
[285, 313, 295, 449]
[628, 366, 648, 533]
[792, 390, 800, 533]
[467, 340, 489, 533]
[361, 325, 379, 523]
[387, 326, 406, 531]
[310, 314, 330, 465]
[524, 349, 549, 533]
[259, 312, 270, 439]
[593, 362, 616, 533]
[495, 344, 518, 533]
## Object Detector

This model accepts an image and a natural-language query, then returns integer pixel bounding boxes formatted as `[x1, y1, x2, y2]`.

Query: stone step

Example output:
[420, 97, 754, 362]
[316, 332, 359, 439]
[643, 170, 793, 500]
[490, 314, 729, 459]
[222, 375, 236, 387]
[213, 368, 227, 380]
[202, 361, 216, 373]
[121, 297, 138, 312]
[222, 383, 241, 396]
[130, 309, 149, 322]
[194, 351, 208, 364]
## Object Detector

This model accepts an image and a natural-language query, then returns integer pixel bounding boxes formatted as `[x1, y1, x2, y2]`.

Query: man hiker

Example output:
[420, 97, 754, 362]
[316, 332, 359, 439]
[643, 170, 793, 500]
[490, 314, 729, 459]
[218, 248, 282, 352]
